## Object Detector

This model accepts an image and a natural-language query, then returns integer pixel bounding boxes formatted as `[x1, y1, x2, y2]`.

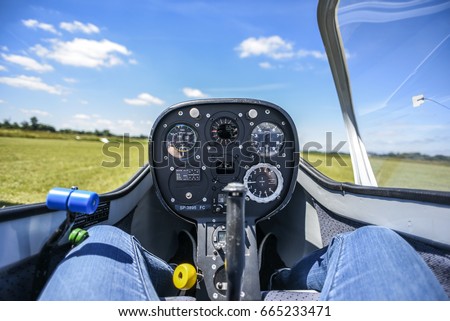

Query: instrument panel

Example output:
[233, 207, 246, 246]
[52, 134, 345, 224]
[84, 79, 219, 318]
[149, 99, 299, 222]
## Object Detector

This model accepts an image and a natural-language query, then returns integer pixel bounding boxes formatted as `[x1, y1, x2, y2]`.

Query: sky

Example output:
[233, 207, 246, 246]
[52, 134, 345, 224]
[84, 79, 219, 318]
[0, 0, 449, 155]
[340, 0, 450, 156]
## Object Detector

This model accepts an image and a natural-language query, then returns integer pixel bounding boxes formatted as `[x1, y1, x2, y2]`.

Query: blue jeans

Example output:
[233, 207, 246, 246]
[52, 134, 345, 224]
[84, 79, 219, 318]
[272, 226, 447, 300]
[39, 225, 447, 300]
[39, 226, 174, 300]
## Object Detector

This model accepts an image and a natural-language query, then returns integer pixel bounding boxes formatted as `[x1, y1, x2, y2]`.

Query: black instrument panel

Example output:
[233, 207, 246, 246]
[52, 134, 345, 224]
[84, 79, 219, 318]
[149, 99, 299, 222]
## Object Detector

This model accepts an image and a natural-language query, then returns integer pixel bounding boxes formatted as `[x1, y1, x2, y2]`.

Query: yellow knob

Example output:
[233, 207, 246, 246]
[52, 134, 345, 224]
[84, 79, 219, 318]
[173, 263, 197, 290]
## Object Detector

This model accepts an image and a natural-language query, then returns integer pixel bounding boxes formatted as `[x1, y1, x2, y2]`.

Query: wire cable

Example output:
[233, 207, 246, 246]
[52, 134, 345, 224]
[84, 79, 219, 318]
[424, 98, 450, 111]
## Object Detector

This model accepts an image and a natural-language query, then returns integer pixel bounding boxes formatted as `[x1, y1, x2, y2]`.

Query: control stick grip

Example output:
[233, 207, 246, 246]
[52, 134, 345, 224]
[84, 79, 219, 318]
[223, 182, 247, 301]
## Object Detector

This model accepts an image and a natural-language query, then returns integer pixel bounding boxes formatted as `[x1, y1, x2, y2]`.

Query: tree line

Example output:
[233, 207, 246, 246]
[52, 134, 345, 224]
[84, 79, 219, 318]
[1, 116, 56, 132]
[0, 117, 113, 137]
[369, 152, 450, 162]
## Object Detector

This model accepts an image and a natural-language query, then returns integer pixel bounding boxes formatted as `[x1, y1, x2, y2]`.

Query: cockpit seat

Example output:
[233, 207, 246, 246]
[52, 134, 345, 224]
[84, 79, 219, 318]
[162, 290, 320, 301]
[160, 296, 196, 301]
[263, 290, 320, 301]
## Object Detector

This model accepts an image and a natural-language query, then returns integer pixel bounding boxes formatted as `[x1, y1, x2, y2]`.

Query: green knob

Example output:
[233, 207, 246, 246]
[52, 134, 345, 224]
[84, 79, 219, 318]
[69, 228, 89, 246]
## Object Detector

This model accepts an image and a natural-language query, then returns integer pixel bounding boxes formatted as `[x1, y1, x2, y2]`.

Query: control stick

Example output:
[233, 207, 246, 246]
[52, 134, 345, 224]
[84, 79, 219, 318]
[223, 182, 247, 301]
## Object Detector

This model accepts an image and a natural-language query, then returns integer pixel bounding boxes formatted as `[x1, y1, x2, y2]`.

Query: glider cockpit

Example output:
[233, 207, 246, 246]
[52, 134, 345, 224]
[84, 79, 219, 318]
[149, 99, 299, 300]
[0, 0, 448, 303]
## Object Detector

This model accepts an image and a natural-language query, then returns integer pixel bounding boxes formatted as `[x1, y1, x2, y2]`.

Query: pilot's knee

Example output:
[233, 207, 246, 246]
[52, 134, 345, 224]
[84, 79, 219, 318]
[73, 225, 132, 248]
[354, 225, 402, 243]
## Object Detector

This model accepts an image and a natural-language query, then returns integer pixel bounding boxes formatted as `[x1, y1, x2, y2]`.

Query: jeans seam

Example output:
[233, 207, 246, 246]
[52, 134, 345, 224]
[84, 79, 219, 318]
[131, 235, 152, 300]
[321, 236, 345, 300]
[138, 243, 174, 272]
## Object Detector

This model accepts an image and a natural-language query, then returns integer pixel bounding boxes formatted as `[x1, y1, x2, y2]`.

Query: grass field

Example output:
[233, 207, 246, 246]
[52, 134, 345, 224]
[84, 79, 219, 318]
[0, 136, 148, 207]
[1, 136, 449, 207]
[304, 152, 450, 191]
[301, 152, 354, 182]
[370, 157, 450, 191]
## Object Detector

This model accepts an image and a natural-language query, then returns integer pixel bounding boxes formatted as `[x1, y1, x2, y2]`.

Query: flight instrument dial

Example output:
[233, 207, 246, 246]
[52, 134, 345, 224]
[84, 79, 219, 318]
[210, 117, 238, 145]
[251, 122, 284, 156]
[243, 163, 283, 203]
[166, 124, 197, 158]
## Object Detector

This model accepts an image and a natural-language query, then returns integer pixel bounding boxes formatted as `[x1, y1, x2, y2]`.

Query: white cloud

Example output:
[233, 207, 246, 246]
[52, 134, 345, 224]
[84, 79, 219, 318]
[70, 116, 114, 131]
[96, 119, 114, 126]
[208, 83, 286, 93]
[236, 36, 294, 59]
[32, 38, 132, 68]
[116, 120, 136, 134]
[129, 58, 138, 65]
[1, 46, 8, 52]
[22, 19, 60, 35]
[0, 65, 6, 71]
[236, 36, 327, 70]
[293, 63, 314, 72]
[298, 49, 327, 60]
[74, 114, 90, 120]
[182, 87, 208, 98]
[118, 120, 135, 127]
[68, 116, 147, 136]
[124, 92, 164, 106]
[0, 75, 62, 95]
[259, 62, 274, 69]
[344, 49, 353, 60]
[0, 99, 5, 104]
[362, 122, 450, 155]
[60, 21, 100, 34]
[80, 100, 88, 105]
[1, 53, 54, 73]
[63, 77, 77, 83]
[20, 108, 50, 116]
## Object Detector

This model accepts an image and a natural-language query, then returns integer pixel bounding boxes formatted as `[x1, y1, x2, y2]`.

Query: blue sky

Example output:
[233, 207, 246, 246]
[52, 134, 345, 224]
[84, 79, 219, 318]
[340, 0, 450, 156]
[0, 0, 449, 155]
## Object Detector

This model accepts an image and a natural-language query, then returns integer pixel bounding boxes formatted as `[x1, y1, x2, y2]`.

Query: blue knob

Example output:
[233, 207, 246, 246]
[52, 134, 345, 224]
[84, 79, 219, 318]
[68, 190, 99, 214]
[46, 188, 99, 214]
[46, 188, 73, 211]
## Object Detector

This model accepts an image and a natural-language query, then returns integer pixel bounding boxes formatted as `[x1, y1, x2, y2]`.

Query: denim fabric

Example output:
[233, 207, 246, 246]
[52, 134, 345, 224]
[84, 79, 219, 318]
[40, 225, 447, 300]
[39, 225, 175, 300]
[273, 226, 448, 300]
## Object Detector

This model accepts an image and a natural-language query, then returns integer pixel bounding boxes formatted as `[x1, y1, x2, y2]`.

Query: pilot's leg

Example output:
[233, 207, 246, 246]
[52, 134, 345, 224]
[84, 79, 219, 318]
[39, 225, 175, 300]
[272, 226, 447, 300]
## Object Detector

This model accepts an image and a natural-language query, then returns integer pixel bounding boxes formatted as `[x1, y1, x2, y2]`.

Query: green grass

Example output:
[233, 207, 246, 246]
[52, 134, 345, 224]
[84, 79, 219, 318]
[1, 135, 449, 208]
[0, 137, 148, 207]
[303, 152, 450, 191]
[370, 157, 450, 191]
[301, 152, 354, 183]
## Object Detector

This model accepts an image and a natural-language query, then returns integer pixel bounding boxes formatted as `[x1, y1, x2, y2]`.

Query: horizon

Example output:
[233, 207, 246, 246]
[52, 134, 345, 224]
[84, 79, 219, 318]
[1, 0, 449, 156]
